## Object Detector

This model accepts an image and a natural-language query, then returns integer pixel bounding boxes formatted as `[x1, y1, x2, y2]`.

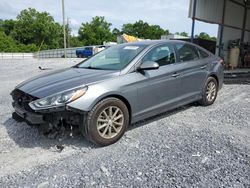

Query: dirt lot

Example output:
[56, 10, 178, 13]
[0, 59, 249, 187]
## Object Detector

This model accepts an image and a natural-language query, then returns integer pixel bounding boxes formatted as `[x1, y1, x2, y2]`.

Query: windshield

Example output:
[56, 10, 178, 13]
[77, 44, 146, 70]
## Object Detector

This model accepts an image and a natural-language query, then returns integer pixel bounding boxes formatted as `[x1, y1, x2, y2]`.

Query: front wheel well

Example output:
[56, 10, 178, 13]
[209, 74, 219, 86]
[94, 94, 132, 124]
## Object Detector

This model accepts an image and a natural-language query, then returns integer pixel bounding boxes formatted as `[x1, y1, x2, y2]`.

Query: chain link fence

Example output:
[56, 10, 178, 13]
[1, 45, 111, 59]
[34, 47, 84, 58]
[0, 47, 87, 59]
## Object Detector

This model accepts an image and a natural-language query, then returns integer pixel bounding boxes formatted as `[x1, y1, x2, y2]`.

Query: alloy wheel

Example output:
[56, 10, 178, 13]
[206, 81, 217, 102]
[96, 106, 124, 139]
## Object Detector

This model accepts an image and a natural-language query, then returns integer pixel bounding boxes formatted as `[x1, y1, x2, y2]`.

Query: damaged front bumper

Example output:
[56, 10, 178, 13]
[12, 101, 84, 127]
[11, 88, 85, 127]
[12, 103, 84, 126]
[12, 103, 45, 124]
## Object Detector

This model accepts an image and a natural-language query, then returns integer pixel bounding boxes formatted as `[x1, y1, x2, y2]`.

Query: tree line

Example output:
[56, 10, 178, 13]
[0, 8, 216, 53]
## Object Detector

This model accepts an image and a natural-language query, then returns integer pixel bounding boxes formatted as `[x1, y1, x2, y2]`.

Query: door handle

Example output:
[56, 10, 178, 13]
[200, 65, 207, 69]
[172, 73, 180, 77]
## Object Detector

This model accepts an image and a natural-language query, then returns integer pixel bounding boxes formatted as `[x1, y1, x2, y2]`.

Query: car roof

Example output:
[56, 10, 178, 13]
[120, 40, 211, 53]
[119, 39, 189, 47]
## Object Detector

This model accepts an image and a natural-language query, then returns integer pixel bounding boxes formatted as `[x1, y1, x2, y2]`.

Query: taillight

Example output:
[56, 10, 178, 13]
[219, 59, 224, 65]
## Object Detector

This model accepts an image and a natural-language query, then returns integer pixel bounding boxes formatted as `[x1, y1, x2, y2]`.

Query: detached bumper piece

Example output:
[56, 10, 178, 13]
[12, 105, 45, 125]
[11, 89, 45, 125]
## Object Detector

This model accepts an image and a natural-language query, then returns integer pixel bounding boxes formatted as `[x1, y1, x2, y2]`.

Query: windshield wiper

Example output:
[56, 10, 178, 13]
[86, 66, 103, 70]
[76, 66, 103, 70]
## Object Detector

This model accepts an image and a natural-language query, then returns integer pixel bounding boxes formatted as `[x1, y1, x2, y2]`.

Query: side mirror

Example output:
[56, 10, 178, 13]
[137, 61, 159, 71]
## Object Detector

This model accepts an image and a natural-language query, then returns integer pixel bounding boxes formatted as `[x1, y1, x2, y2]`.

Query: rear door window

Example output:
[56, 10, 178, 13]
[175, 43, 199, 62]
[198, 48, 210, 58]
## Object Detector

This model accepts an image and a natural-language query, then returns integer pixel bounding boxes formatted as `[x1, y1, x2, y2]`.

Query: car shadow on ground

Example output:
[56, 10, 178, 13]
[3, 103, 196, 150]
[128, 103, 195, 132]
[3, 117, 93, 150]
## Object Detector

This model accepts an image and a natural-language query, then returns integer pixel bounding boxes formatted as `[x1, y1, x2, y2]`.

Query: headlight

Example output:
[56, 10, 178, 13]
[29, 87, 88, 110]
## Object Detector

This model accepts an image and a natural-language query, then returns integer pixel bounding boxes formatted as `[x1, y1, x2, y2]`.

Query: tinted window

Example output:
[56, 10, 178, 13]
[142, 44, 176, 66]
[176, 43, 199, 62]
[198, 48, 209, 58]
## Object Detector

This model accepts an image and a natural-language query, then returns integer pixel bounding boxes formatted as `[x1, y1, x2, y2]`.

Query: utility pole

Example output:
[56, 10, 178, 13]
[62, 0, 67, 58]
[191, 0, 197, 43]
[67, 17, 70, 48]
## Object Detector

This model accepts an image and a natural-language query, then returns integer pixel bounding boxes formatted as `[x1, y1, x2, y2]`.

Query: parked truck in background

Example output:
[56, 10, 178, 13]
[76, 46, 107, 58]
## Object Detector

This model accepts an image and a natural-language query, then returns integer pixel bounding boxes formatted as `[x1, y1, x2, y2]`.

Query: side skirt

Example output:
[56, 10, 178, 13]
[131, 94, 201, 124]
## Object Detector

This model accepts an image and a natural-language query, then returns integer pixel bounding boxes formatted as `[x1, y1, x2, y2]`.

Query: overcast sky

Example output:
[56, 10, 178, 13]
[0, 0, 218, 37]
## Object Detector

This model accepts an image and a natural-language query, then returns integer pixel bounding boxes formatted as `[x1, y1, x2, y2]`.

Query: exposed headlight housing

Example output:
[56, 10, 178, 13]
[29, 86, 88, 110]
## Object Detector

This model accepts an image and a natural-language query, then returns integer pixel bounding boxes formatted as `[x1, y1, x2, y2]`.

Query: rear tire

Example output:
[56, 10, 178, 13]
[199, 77, 218, 106]
[82, 98, 129, 146]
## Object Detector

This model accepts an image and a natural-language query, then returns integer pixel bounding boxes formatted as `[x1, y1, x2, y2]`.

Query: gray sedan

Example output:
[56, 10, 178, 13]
[11, 40, 224, 146]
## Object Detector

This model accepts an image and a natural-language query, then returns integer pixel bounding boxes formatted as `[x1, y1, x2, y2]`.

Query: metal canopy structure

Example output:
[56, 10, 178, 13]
[189, 0, 250, 59]
[189, 0, 250, 31]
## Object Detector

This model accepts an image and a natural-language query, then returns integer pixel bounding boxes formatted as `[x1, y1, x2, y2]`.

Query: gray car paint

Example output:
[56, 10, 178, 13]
[15, 40, 223, 124]
[17, 68, 119, 98]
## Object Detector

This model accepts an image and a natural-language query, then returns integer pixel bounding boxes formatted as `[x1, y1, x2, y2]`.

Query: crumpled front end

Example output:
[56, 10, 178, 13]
[11, 89, 83, 129]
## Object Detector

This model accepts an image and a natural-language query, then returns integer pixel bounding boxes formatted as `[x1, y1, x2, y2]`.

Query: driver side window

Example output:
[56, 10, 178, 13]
[142, 44, 176, 66]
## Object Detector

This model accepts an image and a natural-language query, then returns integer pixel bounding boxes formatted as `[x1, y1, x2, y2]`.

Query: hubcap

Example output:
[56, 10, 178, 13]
[206, 81, 216, 102]
[96, 106, 124, 139]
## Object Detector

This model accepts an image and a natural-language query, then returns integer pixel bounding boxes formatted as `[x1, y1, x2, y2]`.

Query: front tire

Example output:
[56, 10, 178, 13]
[199, 77, 218, 106]
[82, 98, 129, 146]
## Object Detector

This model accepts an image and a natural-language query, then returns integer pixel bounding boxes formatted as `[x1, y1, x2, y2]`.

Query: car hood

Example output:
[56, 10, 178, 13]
[16, 68, 119, 98]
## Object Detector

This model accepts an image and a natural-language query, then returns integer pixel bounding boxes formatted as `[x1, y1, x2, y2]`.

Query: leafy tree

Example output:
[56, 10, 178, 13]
[17, 43, 38, 52]
[112, 28, 121, 37]
[78, 16, 114, 45]
[0, 19, 16, 36]
[11, 8, 63, 50]
[121, 23, 134, 36]
[196, 32, 216, 41]
[0, 31, 38, 52]
[0, 8, 65, 52]
[175, 32, 189, 37]
[147, 25, 169, 39]
[0, 31, 18, 52]
[122, 21, 148, 37]
[0, 19, 2, 26]
[196, 32, 210, 40]
[70, 36, 84, 47]
[210, 36, 216, 41]
[122, 20, 168, 39]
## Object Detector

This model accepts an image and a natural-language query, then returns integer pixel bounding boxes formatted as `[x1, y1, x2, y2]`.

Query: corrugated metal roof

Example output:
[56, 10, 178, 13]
[224, 0, 244, 28]
[189, 0, 224, 23]
[189, 0, 250, 31]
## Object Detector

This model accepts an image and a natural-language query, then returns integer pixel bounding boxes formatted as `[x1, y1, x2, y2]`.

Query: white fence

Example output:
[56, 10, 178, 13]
[0, 45, 106, 59]
[0, 53, 34, 59]
[34, 46, 107, 58]
[0, 47, 84, 59]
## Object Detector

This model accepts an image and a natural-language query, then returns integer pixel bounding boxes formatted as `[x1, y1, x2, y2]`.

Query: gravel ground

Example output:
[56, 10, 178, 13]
[0, 58, 249, 187]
